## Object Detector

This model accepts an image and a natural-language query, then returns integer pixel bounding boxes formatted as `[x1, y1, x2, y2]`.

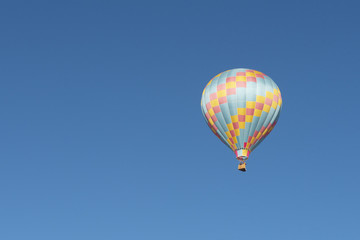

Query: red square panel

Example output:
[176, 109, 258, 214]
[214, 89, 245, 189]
[217, 83, 226, 91]
[226, 88, 236, 95]
[213, 105, 221, 113]
[236, 72, 246, 76]
[255, 102, 264, 110]
[247, 76, 257, 82]
[210, 92, 218, 100]
[273, 95, 278, 102]
[226, 77, 236, 82]
[236, 81, 246, 88]
[238, 115, 245, 122]
[211, 115, 218, 122]
[265, 98, 272, 105]
[218, 96, 227, 104]
[246, 108, 254, 115]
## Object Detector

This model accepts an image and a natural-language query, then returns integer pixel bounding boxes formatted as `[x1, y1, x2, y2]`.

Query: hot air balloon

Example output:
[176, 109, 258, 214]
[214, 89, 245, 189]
[201, 68, 282, 172]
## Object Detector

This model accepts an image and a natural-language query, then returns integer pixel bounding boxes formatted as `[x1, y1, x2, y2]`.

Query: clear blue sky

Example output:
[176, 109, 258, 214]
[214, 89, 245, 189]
[0, 1, 359, 239]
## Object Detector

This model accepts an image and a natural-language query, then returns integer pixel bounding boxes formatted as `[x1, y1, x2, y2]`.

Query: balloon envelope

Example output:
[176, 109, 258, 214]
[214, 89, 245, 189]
[201, 68, 282, 166]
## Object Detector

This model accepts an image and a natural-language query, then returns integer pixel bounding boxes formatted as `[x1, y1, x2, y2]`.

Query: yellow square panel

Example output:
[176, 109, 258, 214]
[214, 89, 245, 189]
[263, 105, 271, 113]
[236, 76, 246, 81]
[235, 129, 240, 136]
[208, 118, 214, 125]
[226, 82, 236, 89]
[227, 123, 234, 131]
[246, 115, 253, 122]
[239, 122, 245, 129]
[231, 115, 238, 123]
[211, 99, 219, 107]
[254, 109, 262, 117]
[274, 88, 280, 96]
[233, 137, 238, 144]
[246, 101, 255, 108]
[246, 72, 255, 77]
[256, 96, 265, 103]
[225, 131, 232, 138]
[266, 91, 273, 99]
[256, 132, 262, 139]
[208, 108, 215, 116]
[217, 90, 226, 98]
[271, 101, 277, 109]
[237, 108, 246, 115]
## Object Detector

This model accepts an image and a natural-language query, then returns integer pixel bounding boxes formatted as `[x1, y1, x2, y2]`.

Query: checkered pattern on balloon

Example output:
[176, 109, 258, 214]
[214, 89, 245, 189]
[201, 69, 282, 169]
